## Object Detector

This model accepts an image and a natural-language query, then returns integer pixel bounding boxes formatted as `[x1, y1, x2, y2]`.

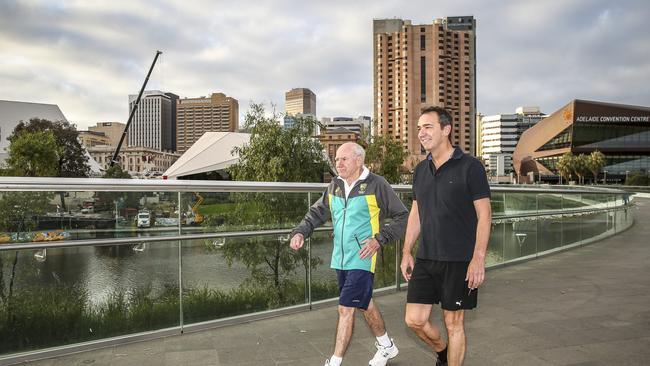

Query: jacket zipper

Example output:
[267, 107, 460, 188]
[339, 179, 364, 268]
[340, 197, 348, 268]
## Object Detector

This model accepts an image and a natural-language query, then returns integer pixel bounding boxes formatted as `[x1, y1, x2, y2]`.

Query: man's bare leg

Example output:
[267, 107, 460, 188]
[333, 305, 356, 357]
[405, 303, 447, 352]
[361, 299, 386, 337]
[443, 310, 465, 366]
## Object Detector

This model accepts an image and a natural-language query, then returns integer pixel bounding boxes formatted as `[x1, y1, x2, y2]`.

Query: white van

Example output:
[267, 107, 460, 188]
[137, 211, 151, 228]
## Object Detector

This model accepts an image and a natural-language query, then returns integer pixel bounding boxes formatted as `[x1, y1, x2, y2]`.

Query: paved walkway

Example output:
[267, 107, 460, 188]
[24, 199, 650, 366]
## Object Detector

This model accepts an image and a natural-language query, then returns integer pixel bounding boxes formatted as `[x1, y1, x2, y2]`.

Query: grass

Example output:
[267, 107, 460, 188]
[0, 278, 343, 355]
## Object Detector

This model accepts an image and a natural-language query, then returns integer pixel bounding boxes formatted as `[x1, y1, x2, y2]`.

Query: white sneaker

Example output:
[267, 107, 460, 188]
[368, 339, 399, 366]
[323, 359, 332, 366]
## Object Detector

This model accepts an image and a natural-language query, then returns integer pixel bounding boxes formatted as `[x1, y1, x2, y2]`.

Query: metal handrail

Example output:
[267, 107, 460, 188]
[0, 202, 633, 252]
[0, 176, 630, 194]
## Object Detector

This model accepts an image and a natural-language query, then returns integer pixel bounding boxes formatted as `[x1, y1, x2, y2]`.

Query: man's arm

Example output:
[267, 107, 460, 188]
[290, 189, 331, 251]
[466, 197, 491, 289]
[400, 200, 420, 281]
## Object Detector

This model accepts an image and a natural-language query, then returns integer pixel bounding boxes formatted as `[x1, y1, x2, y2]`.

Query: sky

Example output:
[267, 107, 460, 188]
[1, 0, 648, 130]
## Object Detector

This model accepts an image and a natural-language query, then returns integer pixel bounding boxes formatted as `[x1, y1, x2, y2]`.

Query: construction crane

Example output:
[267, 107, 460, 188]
[110, 50, 162, 168]
[191, 193, 204, 224]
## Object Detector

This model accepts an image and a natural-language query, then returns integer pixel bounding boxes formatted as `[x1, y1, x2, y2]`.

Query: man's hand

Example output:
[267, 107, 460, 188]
[466, 257, 485, 289]
[289, 233, 304, 250]
[400, 252, 414, 282]
[359, 237, 380, 259]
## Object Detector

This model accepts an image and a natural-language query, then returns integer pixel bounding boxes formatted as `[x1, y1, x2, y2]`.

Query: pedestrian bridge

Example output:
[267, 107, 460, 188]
[0, 178, 643, 365]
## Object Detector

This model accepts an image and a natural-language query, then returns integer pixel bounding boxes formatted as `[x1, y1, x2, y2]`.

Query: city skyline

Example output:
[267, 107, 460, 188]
[1, 0, 648, 130]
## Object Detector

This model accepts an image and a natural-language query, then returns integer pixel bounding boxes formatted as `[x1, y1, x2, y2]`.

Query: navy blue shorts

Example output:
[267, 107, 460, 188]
[336, 269, 374, 310]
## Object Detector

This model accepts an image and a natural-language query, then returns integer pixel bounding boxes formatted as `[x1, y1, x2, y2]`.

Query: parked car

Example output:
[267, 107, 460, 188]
[137, 211, 151, 228]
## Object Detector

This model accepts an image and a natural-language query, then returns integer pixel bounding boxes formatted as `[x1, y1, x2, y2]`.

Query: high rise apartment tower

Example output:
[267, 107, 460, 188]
[373, 17, 477, 164]
[285, 88, 316, 117]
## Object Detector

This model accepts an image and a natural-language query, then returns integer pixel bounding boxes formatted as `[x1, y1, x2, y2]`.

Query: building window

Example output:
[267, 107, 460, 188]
[420, 56, 426, 102]
[420, 35, 425, 50]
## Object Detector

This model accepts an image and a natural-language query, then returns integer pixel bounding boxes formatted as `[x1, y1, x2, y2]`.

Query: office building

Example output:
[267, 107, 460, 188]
[480, 106, 545, 175]
[79, 131, 112, 148]
[176, 93, 239, 153]
[84, 122, 126, 147]
[321, 116, 372, 136]
[374, 17, 476, 165]
[285, 88, 316, 117]
[318, 127, 360, 162]
[88, 145, 180, 178]
[127, 90, 178, 152]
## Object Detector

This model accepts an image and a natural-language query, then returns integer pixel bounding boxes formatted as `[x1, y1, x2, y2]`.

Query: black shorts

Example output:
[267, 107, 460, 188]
[406, 259, 477, 311]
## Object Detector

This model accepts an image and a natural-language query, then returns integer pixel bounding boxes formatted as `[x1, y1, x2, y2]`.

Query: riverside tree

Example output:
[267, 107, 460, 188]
[218, 103, 328, 304]
[9, 118, 90, 178]
[363, 134, 408, 184]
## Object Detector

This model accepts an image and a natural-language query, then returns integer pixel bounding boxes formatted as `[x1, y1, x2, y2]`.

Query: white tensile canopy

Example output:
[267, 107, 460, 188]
[163, 132, 250, 179]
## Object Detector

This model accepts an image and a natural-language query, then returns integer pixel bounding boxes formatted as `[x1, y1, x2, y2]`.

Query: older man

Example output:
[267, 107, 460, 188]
[290, 142, 408, 366]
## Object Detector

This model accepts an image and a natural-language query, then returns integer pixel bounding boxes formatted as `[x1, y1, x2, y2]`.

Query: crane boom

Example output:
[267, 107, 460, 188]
[110, 50, 162, 168]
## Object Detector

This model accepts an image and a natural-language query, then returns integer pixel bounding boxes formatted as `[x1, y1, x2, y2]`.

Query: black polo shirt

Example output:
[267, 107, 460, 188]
[412, 147, 490, 261]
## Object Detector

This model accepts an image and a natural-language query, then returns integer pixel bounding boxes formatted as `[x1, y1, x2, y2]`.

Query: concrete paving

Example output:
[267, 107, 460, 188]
[22, 199, 650, 365]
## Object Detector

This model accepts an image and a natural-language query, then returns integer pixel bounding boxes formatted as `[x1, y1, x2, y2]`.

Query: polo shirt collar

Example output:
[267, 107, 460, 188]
[337, 166, 370, 183]
[426, 146, 463, 161]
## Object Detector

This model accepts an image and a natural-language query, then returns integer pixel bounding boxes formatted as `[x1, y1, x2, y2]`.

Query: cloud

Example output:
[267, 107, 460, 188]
[0, 0, 648, 130]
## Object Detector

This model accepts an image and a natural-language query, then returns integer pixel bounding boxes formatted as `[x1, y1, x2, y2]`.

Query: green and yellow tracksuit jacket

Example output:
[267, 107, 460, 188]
[291, 172, 408, 273]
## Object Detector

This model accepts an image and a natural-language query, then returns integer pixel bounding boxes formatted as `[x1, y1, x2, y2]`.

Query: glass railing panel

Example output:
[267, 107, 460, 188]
[537, 216, 562, 252]
[562, 193, 585, 210]
[309, 230, 338, 302]
[615, 208, 632, 233]
[0, 190, 181, 245]
[181, 192, 311, 233]
[490, 192, 505, 217]
[537, 193, 563, 214]
[0, 240, 180, 355]
[503, 193, 537, 216]
[181, 233, 309, 324]
[581, 211, 610, 240]
[561, 214, 582, 246]
[373, 241, 397, 289]
[581, 193, 609, 210]
[505, 219, 538, 260]
[486, 222, 505, 266]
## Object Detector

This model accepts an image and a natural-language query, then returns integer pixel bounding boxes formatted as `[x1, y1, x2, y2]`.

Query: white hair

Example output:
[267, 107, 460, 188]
[351, 143, 365, 161]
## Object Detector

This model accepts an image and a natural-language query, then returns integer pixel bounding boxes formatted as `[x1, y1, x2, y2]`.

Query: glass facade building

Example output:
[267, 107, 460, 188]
[513, 99, 650, 182]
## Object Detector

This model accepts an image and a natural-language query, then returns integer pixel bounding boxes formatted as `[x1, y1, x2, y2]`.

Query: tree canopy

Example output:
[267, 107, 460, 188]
[4, 130, 60, 177]
[230, 104, 328, 182]
[363, 134, 408, 184]
[8, 118, 90, 178]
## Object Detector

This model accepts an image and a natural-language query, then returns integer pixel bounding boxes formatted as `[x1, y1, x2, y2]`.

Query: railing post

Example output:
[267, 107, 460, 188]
[307, 192, 312, 309]
[395, 240, 401, 291]
[178, 191, 184, 332]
